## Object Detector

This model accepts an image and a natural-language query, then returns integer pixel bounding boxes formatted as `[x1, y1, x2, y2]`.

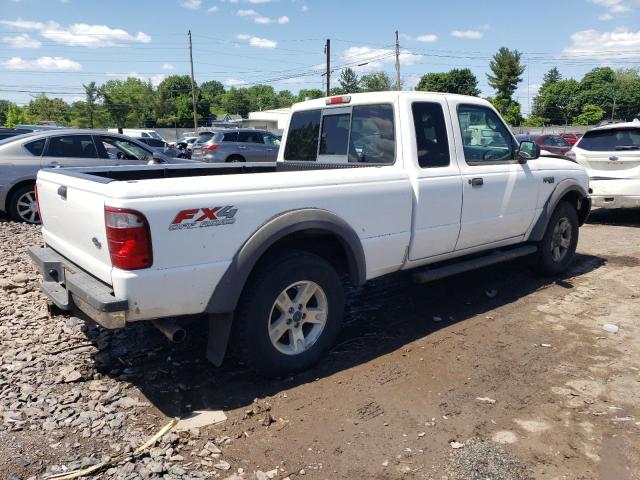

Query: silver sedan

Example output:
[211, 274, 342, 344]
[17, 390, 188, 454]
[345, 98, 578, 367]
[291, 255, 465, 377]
[0, 129, 193, 223]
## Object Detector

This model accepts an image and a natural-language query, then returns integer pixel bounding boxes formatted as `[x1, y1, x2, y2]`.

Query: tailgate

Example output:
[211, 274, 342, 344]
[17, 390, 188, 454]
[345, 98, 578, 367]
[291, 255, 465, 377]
[37, 172, 113, 285]
[578, 150, 640, 178]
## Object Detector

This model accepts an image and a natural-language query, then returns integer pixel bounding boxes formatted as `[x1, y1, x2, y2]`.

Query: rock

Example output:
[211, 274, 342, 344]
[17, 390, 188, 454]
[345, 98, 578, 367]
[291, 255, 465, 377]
[12, 273, 31, 283]
[450, 441, 465, 449]
[214, 460, 231, 471]
[255, 471, 269, 480]
[176, 410, 227, 431]
[475, 397, 497, 404]
[204, 441, 222, 454]
[602, 323, 619, 333]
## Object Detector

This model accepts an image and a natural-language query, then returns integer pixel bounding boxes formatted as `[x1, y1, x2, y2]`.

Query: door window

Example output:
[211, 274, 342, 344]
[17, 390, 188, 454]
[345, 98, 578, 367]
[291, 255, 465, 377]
[412, 102, 450, 168]
[222, 132, 239, 142]
[263, 133, 280, 146]
[457, 105, 514, 163]
[284, 109, 321, 161]
[238, 131, 264, 144]
[24, 138, 46, 156]
[98, 136, 151, 161]
[46, 135, 97, 158]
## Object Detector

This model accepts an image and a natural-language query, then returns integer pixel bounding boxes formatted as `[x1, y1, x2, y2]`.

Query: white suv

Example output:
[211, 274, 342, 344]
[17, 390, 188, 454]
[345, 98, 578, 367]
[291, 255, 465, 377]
[569, 120, 640, 208]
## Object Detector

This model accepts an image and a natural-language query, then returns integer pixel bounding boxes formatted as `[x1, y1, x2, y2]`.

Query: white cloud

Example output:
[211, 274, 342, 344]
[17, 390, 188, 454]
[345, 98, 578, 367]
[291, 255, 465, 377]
[224, 78, 248, 87]
[598, 12, 614, 19]
[0, 18, 152, 48]
[415, 34, 438, 42]
[340, 46, 422, 72]
[207, 5, 219, 12]
[180, 0, 202, 9]
[2, 33, 41, 48]
[591, 0, 631, 13]
[562, 28, 640, 59]
[236, 34, 277, 48]
[301, 4, 309, 11]
[162, 63, 175, 70]
[277, 16, 290, 24]
[2, 56, 82, 71]
[237, 8, 258, 15]
[251, 14, 290, 24]
[254, 16, 272, 23]
[247, 0, 273, 3]
[106, 72, 165, 87]
[450, 30, 483, 39]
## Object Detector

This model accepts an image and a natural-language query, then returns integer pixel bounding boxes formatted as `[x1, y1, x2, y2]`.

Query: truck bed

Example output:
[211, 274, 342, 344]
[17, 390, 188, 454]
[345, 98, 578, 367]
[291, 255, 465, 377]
[52, 160, 377, 183]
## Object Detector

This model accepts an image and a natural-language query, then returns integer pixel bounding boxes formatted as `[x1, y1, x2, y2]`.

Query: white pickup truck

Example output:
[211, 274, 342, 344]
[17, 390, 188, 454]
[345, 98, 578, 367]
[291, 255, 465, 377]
[30, 92, 591, 376]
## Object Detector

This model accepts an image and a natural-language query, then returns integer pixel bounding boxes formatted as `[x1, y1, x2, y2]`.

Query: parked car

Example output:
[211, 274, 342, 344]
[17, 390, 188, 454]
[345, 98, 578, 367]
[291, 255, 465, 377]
[516, 134, 572, 155]
[134, 137, 188, 158]
[0, 128, 32, 141]
[567, 120, 640, 208]
[15, 124, 65, 132]
[560, 132, 582, 145]
[107, 129, 165, 142]
[191, 128, 281, 163]
[29, 92, 590, 376]
[0, 129, 192, 224]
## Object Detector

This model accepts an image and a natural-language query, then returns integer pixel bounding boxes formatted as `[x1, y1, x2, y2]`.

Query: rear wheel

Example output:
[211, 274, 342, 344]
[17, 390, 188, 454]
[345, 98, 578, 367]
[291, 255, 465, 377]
[226, 155, 245, 163]
[534, 201, 579, 276]
[233, 251, 344, 377]
[8, 184, 40, 224]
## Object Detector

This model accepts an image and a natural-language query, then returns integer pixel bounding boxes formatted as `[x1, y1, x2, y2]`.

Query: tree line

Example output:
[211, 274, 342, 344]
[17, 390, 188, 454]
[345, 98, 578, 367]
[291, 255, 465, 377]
[1, 47, 639, 129]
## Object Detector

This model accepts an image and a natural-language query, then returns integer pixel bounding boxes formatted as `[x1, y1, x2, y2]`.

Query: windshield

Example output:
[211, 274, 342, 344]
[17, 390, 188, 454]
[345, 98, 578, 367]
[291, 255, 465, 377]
[579, 128, 640, 151]
[148, 131, 164, 141]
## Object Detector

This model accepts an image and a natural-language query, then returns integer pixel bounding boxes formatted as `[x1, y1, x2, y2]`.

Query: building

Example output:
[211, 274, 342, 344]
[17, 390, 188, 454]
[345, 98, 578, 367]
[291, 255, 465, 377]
[243, 108, 291, 132]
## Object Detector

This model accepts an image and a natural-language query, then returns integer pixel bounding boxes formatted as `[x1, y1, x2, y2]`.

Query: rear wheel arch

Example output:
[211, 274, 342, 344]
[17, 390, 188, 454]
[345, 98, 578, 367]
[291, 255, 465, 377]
[226, 155, 245, 163]
[206, 209, 366, 315]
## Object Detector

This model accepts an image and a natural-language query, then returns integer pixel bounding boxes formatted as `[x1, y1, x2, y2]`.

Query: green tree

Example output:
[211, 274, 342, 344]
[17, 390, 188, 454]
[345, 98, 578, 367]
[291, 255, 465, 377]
[359, 71, 393, 92]
[246, 85, 278, 112]
[338, 68, 360, 94]
[0, 100, 10, 126]
[83, 81, 98, 128]
[221, 88, 252, 118]
[297, 89, 324, 102]
[99, 77, 155, 128]
[487, 47, 525, 101]
[276, 90, 296, 108]
[522, 115, 547, 127]
[574, 104, 605, 126]
[26, 95, 72, 125]
[156, 75, 200, 127]
[533, 79, 580, 125]
[416, 68, 480, 96]
[200, 80, 225, 112]
[5, 102, 26, 127]
[543, 67, 561, 85]
[489, 96, 523, 126]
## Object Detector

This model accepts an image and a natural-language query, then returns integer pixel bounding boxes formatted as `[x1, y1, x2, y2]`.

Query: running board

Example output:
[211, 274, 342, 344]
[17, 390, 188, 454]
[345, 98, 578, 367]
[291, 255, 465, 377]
[412, 244, 538, 284]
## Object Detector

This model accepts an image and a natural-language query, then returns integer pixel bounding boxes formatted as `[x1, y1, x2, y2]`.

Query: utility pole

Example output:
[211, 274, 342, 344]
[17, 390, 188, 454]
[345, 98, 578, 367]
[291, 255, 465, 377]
[188, 30, 198, 131]
[612, 95, 617, 122]
[395, 30, 401, 91]
[325, 39, 331, 97]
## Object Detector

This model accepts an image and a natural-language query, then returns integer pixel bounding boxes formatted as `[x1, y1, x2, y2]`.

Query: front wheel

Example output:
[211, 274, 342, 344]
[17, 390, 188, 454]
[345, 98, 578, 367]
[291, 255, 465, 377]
[8, 184, 40, 224]
[233, 251, 344, 377]
[533, 200, 579, 276]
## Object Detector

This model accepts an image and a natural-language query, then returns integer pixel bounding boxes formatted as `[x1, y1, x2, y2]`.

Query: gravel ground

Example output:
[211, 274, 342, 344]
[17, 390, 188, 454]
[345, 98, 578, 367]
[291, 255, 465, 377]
[1, 210, 639, 480]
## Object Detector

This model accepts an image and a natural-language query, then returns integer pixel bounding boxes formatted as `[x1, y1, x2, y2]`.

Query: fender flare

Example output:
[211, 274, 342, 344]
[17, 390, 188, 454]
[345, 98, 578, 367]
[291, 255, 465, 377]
[528, 179, 590, 242]
[206, 208, 366, 315]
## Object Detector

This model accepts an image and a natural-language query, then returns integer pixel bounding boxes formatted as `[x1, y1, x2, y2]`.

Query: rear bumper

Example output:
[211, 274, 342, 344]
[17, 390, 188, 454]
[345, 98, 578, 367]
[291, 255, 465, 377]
[590, 178, 640, 209]
[28, 245, 128, 329]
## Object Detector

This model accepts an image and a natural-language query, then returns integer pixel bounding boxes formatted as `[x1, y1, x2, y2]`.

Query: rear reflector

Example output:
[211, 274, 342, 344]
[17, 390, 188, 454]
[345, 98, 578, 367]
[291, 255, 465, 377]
[326, 95, 351, 105]
[203, 144, 220, 151]
[104, 207, 153, 270]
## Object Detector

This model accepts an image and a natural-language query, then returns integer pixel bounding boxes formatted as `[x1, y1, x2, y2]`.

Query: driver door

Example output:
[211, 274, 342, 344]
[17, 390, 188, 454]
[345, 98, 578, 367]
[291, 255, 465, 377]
[451, 102, 539, 251]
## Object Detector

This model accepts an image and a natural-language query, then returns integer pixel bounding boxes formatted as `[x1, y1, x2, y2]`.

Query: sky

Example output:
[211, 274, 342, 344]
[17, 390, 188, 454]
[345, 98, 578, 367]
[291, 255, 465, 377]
[1, 0, 640, 115]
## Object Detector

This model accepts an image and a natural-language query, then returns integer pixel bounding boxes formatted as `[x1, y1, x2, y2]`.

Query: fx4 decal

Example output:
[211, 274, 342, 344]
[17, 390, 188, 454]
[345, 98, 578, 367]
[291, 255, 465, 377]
[169, 206, 238, 231]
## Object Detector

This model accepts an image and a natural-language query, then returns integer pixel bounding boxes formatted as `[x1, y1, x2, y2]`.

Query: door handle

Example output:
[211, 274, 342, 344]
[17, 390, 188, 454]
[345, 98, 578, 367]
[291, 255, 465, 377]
[469, 177, 484, 186]
[48, 161, 61, 168]
[238, 146, 248, 150]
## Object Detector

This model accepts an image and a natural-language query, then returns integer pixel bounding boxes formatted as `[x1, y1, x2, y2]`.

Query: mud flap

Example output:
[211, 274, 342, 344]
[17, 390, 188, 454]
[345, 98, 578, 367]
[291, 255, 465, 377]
[206, 313, 233, 367]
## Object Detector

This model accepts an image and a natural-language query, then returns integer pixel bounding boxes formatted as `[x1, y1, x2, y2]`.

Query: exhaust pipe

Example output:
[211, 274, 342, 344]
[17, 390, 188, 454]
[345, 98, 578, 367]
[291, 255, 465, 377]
[152, 318, 187, 343]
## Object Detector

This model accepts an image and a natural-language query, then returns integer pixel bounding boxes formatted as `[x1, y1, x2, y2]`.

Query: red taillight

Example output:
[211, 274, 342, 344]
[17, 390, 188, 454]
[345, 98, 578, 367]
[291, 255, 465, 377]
[203, 144, 220, 151]
[104, 207, 153, 270]
[35, 183, 42, 225]
[325, 95, 351, 105]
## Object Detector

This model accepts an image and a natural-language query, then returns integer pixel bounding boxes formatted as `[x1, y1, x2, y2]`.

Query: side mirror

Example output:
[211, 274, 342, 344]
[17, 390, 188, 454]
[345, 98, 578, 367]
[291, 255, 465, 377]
[516, 141, 540, 163]
[148, 153, 167, 165]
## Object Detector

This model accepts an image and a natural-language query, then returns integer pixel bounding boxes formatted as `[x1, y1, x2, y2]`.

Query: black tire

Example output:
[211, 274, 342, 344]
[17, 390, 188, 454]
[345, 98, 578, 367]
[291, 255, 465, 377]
[233, 250, 344, 377]
[8, 183, 40, 224]
[533, 200, 579, 276]
[226, 155, 245, 163]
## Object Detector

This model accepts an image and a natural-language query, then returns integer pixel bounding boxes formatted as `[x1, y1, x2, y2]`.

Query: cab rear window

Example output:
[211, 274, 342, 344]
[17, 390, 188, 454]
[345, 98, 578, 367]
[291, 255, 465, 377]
[579, 128, 640, 151]
[284, 109, 321, 161]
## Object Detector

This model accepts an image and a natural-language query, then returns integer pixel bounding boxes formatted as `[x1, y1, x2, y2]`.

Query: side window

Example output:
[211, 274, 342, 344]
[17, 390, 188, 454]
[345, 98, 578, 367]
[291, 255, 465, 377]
[457, 105, 514, 163]
[46, 135, 97, 158]
[319, 114, 350, 157]
[222, 132, 239, 142]
[99, 136, 151, 161]
[284, 109, 321, 161]
[263, 134, 280, 146]
[348, 104, 395, 164]
[412, 102, 450, 168]
[24, 138, 46, 156]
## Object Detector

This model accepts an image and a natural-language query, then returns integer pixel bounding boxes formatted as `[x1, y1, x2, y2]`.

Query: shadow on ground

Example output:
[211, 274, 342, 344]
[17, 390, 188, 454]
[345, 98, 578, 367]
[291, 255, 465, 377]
[587, 208, 640, 227]
[79, 250, 605, 418]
